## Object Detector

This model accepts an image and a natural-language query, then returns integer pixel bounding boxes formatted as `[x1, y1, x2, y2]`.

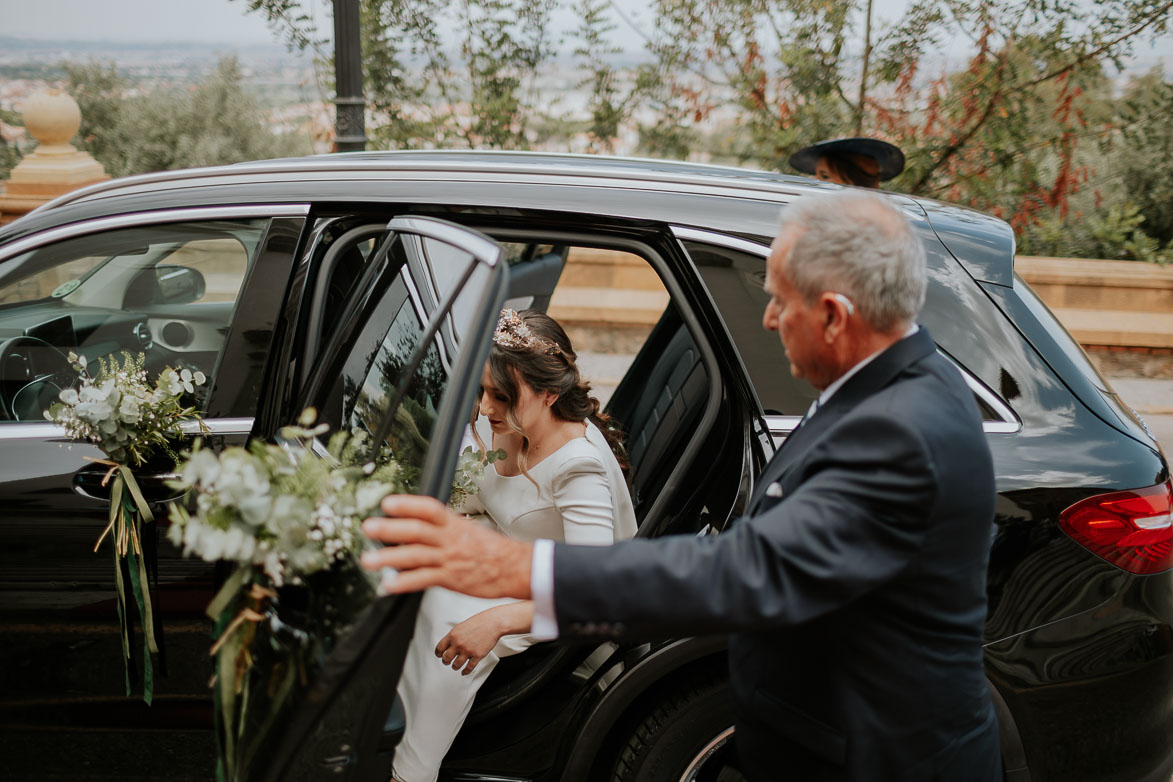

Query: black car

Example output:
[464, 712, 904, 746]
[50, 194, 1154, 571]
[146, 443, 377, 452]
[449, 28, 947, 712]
[0, 151, 1170, 782]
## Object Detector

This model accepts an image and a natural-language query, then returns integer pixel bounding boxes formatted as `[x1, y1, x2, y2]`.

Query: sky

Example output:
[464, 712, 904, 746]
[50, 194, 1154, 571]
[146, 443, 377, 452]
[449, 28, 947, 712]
[3, 0, 282, 45]
[2, 0, 1170, 63]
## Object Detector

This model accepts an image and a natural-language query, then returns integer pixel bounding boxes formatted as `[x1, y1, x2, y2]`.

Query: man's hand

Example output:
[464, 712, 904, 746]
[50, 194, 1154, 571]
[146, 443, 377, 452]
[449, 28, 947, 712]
[361, 495, 534, 599]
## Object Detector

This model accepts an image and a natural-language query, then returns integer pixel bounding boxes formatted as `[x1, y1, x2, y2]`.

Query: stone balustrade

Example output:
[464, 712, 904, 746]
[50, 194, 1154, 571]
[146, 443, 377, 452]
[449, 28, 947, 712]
[1016, 256, 1173, 352]
[547, 247, 1173, 359]
[0, 89, 109, 226]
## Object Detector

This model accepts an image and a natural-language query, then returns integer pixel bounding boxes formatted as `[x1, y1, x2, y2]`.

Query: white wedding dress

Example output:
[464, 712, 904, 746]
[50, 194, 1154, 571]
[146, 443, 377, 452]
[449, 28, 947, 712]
[392, 418, 637, 782]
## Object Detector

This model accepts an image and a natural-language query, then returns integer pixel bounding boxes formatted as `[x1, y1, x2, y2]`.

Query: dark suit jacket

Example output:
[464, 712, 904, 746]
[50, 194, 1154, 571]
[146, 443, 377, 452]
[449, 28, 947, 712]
[552, 328, 1001, 781]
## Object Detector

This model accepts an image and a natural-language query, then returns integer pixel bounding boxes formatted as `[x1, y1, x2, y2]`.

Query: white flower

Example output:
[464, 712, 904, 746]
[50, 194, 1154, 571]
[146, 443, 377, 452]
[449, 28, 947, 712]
[59, 388, 79, 405]
[212, 451, 271, 515]
[179, 368, 196, 394]
[261, 548, 286, 586]
[75, 400, 112, 425]
[181, 448, 222, 486]
[119, 396, 141, 424]
[158, 368, 184, 397]
[193, 370, 206, 386]
[183, 522, 256, 562]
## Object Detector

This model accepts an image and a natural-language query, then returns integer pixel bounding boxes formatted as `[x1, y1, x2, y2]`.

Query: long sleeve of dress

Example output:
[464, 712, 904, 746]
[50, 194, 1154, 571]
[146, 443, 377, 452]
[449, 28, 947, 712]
[550, 455, 618, 545]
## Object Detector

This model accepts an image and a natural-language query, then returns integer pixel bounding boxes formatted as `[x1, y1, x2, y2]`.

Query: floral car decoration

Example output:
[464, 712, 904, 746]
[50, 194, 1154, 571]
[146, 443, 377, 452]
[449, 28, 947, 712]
[165, 407, 506, 779]
[46, 351, 206, 703]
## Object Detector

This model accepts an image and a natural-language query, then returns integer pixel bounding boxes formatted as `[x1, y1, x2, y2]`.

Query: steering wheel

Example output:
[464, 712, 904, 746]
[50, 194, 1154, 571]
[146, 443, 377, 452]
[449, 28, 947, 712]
[0, 336, 76, 421]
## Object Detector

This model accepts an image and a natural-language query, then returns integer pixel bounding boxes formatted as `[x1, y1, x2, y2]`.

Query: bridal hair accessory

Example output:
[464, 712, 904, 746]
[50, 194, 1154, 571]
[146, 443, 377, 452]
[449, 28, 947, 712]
[493, 309, 562, 355]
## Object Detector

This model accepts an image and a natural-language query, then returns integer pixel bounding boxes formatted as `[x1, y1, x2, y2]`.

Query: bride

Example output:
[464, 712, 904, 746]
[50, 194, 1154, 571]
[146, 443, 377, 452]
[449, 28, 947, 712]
[391, 308, 637, 782]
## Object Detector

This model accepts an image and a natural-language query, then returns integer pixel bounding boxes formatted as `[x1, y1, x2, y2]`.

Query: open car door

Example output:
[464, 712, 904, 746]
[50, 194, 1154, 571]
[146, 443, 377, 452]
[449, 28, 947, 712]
[229, 217, 506, 782]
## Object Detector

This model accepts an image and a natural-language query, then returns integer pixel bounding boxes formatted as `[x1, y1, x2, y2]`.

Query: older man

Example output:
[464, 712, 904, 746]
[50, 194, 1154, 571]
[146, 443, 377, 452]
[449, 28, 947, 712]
[362, 191, 1002, 781]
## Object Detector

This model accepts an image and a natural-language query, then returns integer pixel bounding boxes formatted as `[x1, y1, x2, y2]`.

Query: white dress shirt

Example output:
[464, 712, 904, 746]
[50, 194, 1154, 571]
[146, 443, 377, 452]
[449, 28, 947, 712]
[529, 324, 919, 638]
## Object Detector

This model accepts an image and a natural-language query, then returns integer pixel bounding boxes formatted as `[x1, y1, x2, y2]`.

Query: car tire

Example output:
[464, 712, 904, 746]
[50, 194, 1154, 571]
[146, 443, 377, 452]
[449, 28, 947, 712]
[612, 676, 745, 782]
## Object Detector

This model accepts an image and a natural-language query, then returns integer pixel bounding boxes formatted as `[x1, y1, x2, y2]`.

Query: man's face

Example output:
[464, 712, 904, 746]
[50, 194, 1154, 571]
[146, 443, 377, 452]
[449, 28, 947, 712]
[762, 228, 833, 389]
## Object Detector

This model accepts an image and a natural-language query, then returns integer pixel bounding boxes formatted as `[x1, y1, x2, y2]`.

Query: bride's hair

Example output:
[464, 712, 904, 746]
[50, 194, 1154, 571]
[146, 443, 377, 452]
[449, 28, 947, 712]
[472, 309, 628, 486]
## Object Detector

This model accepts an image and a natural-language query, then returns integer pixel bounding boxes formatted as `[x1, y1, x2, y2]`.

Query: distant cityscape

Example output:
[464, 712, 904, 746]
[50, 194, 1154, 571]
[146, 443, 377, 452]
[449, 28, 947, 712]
[1, 32, 1169, 161]
[0, 35, 659, 157]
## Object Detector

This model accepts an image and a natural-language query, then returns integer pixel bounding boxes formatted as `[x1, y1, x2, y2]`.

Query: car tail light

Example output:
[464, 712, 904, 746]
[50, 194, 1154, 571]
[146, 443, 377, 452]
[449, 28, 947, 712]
[1059, 480, 1173, 575]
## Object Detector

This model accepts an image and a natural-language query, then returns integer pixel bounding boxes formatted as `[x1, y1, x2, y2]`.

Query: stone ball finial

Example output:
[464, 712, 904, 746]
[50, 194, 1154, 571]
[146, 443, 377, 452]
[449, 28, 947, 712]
[23, 89, 82, 153]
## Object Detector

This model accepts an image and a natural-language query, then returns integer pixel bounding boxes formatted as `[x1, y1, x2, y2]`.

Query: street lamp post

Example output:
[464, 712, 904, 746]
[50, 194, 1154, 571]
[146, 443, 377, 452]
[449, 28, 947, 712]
[333, 0, 366, 152]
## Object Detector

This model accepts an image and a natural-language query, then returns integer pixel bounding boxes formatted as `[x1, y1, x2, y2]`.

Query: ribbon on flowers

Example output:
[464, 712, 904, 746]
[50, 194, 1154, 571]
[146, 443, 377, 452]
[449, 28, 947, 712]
[87, 457, 160, 704]
[206, 574, 278, 777]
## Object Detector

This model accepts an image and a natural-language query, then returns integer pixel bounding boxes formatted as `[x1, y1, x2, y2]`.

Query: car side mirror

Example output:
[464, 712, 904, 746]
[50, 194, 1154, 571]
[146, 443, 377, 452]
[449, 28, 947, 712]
[155, 265, 206, 304]
[126, 265, 206, 307]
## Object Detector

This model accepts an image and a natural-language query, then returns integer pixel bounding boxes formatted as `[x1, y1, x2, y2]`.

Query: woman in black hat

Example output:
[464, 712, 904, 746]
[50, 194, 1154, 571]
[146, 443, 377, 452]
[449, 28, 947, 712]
[789, 136, 905, 188]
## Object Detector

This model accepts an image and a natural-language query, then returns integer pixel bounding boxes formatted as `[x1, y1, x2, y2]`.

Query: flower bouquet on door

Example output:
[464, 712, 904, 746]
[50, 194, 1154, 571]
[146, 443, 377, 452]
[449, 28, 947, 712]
[46, 351, 206, 703]
[165, 411, 406, 781]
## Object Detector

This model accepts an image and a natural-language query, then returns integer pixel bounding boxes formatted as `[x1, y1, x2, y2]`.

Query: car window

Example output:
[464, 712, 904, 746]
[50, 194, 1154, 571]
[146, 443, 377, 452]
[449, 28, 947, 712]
[151, 236, 250, 303]
[547, 246, 670, 407]
[682, 239, 818, 415]
[0, 255, 107, 304]
[0, 219, 267, 422]
[685, 238, 1017, 425]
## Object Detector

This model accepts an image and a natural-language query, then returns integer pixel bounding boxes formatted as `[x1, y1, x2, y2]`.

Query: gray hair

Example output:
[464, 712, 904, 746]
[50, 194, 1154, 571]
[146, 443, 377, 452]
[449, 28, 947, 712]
[778, 191, 926, 331]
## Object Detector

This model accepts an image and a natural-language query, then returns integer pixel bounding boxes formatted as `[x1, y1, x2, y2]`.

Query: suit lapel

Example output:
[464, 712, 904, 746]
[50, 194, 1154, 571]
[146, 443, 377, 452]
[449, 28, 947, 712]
[750, 328, 936, 512]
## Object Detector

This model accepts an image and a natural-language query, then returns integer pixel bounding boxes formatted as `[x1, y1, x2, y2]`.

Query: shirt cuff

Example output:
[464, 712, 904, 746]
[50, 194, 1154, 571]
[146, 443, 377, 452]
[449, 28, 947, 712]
[529, 538, 559, 640]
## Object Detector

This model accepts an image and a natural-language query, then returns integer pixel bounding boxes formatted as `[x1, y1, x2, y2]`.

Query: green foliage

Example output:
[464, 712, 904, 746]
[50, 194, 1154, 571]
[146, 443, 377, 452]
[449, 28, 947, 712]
[1020, 202, 1171, 264]
[637, 0, 857, 167]
[573, 0, 627, 152]
[66, 57, 312, 177]
[239, 0, 605, 150]
[1010, 66, 1173, 263]
[0, 113, 22, 179]
[227, 0, 1173, 261]
[1111, 69, 1173, 247]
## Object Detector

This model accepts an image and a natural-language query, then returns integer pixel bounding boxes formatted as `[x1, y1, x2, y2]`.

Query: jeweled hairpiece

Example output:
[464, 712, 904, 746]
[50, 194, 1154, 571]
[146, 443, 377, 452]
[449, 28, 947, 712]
[493, 309, 561, 355]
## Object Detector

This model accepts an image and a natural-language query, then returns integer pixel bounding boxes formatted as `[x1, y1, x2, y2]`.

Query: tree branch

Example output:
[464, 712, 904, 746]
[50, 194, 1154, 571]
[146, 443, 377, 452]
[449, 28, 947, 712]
[910, 1, 1172, 194]
[1015, 1, 1173, 93]
[855, 0, 874, 135]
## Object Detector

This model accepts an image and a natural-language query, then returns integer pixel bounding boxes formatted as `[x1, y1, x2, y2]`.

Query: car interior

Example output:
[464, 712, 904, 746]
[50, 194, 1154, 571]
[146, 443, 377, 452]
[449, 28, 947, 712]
[295, 215, 744, 754]
[0, 221, 263, 422]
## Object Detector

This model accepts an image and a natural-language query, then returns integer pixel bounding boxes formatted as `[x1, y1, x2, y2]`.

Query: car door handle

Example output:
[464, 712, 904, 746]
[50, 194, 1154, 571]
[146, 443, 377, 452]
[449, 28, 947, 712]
[72, 466, 184, 504]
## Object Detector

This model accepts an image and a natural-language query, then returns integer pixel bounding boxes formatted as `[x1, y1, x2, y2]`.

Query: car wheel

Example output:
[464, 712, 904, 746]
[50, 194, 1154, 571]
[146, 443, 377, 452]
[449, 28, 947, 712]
[612, 676, 745, 782]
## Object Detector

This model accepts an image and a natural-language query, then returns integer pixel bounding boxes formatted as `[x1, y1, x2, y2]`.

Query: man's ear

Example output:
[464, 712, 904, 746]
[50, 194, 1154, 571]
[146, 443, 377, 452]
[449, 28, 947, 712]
[820, 293, 851, 341]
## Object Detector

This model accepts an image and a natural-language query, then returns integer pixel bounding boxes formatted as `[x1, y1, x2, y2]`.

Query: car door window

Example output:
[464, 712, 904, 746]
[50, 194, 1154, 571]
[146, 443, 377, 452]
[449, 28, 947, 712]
[241, 219, 505, 780]
[318, 230, 497, 475]
[0, 219, 267, 422]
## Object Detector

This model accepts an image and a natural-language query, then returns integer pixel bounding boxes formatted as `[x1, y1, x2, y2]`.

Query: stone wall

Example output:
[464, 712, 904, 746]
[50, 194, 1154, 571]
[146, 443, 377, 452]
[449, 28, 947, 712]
[1016, 256, 1173, 352]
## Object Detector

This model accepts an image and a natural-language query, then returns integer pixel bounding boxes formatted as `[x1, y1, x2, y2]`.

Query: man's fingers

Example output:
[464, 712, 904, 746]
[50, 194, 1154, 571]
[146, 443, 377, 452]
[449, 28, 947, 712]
[361, 518, 443, 548]
[450, 653, 469, 670]
[380, 567, 447, 595]
[378, 494, 449, 523]
[462, 659, 477, 676]
[362, 542, 444, 572]
[435, 637, 451, 657]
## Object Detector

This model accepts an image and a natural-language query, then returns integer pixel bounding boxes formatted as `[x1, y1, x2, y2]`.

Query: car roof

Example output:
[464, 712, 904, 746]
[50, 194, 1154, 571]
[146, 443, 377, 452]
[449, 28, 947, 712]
[33, 150, 842, 214]
[3, 150, 1013, 286]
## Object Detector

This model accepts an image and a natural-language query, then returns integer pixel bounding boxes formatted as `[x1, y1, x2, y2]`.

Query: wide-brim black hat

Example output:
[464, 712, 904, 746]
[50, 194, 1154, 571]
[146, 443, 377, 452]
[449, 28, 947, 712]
[788, 137, 905, 181]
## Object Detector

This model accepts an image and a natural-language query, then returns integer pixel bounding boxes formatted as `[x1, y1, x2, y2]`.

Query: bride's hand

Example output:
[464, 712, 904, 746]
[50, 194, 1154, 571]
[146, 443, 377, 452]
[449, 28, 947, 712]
[435, 602, 535, 675]
[436, 611, 504, 675]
